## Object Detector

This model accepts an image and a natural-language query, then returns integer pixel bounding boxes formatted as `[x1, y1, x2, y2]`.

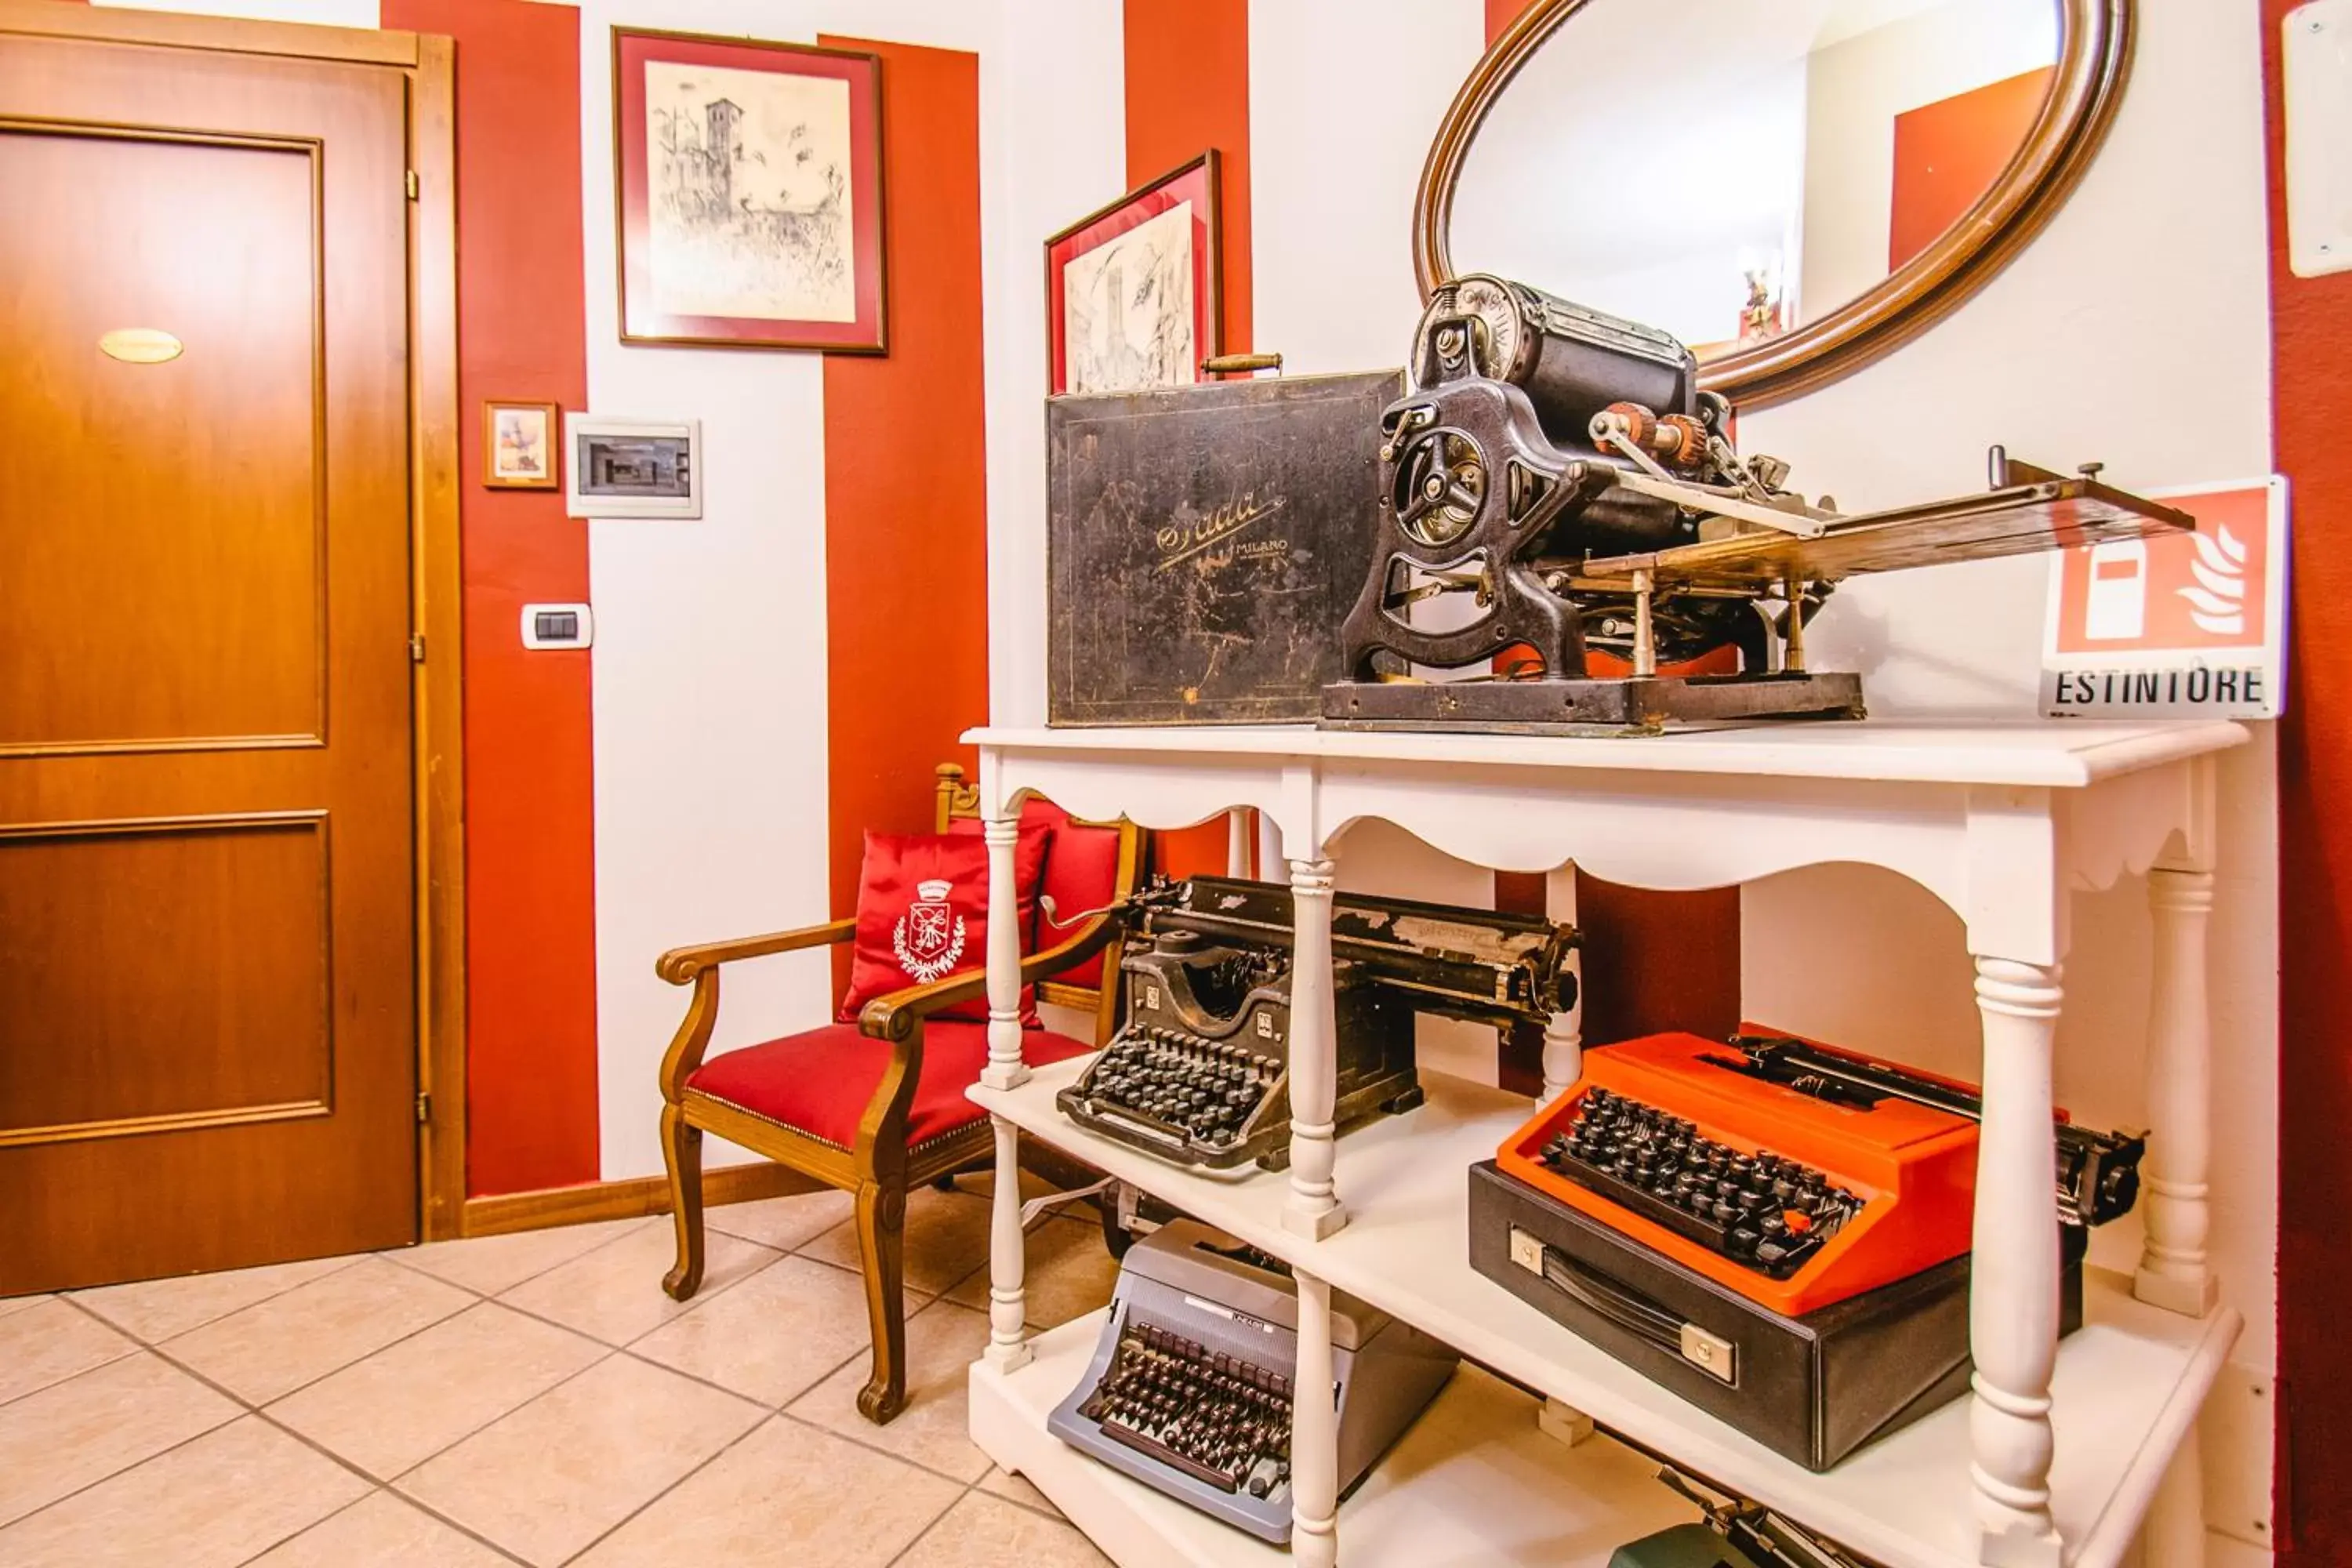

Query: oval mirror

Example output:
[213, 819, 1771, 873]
[1416, 0, 2129, 407]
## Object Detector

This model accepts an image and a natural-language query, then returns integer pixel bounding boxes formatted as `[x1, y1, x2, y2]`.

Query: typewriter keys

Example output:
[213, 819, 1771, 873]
[1540, 1086, 1861, 1279]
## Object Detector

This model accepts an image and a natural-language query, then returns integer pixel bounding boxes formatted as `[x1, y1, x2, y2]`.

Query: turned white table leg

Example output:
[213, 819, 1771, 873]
[1542, 864, 1582, 1102]
[2137, 866, 2220, 1317]
[1970, 956, 2066, 1568]
[2140, 1443, 2207, 1568]
[980, 814, 1029, 1092]
[1291, 1268, 1341, 1568]
[983, 1113, 1031, 1371]
[1285, 857, 1347, 1240]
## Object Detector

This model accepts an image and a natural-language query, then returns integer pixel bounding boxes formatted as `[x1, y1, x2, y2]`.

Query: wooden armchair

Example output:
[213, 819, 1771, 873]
[653, 764, 1142, 1424]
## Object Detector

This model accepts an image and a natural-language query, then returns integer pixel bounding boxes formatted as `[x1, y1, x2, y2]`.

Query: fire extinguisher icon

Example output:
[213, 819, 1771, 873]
[2083, 539, 2147, 641]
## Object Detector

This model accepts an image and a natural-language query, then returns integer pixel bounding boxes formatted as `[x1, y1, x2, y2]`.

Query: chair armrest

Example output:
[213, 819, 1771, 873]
[654, 918, 855, 1102]
[857, 913, 1122, 1042]
[655, 918, 855, 985]
[848, 913, 1123, 1174]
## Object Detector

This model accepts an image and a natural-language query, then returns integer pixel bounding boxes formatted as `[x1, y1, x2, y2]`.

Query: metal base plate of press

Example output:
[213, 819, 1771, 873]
[1317, 672, 1867, 735]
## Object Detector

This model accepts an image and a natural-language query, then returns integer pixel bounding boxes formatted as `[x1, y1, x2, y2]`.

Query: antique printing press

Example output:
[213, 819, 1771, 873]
[1320, 274, 2199, 732]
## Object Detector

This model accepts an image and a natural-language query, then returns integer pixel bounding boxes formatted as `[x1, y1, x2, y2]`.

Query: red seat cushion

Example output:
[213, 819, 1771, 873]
[837, 820, 1049, 1025]
[1020, 797, 1126, 992]
[686, 1021, 1094, 1155]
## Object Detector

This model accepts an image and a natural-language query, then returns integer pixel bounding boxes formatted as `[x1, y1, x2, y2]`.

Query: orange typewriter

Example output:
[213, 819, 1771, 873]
[1494, 1029, 2146, 1317]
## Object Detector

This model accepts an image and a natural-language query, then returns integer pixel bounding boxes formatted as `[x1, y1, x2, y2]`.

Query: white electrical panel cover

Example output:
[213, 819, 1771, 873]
[2286, 0, 2352, 278]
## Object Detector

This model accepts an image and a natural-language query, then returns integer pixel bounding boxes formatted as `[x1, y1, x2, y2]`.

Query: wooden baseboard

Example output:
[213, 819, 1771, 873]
[460, 1161, 825, 1239]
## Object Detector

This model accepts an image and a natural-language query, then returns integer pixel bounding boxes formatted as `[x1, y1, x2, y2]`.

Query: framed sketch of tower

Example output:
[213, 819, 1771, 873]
[1045, 153, 1221, 396]
[612, 28, 886, 353]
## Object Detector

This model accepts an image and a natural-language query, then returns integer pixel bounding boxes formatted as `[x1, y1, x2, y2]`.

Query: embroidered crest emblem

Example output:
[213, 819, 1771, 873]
[892, 877, 967, 982]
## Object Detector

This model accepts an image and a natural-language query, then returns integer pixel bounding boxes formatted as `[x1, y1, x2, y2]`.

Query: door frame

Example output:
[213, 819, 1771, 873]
[0, 0, 469, 1240]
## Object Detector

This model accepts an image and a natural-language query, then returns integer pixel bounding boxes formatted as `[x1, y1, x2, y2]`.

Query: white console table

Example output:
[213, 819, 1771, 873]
[962, 720, 2247, 1568]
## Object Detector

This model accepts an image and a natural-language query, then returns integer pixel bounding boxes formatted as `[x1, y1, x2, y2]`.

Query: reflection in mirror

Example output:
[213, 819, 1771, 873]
[1449, 0, 2059, 358]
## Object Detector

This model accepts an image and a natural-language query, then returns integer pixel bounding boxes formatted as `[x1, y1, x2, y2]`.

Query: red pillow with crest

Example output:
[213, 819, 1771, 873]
[837, 821, 1049, 1027]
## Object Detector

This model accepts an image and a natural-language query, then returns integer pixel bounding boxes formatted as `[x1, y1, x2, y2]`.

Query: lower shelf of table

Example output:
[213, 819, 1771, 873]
[971, 1308, 1702, 1567]
[971, 1061, 2244, 1568]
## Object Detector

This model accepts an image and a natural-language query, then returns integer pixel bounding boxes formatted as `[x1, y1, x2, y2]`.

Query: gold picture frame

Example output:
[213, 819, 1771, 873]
[483, 399, 560, 490]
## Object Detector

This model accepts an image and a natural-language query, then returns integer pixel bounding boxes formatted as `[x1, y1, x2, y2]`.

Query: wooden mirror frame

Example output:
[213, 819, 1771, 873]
[1412, 0, 2132, 408]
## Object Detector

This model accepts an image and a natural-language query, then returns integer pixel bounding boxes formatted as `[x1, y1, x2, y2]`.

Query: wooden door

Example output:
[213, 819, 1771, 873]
[0, 28, 419, 1291]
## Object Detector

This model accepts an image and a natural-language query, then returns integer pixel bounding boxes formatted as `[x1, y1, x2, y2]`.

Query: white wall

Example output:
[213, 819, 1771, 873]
[1247, 0, 1485, 378]
[586, 0, 1126, 1178]
[1798, 0, 2057, 322]
[984, 2, 1128, 730]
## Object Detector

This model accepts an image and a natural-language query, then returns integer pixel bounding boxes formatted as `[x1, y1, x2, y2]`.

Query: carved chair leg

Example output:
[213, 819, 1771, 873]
[659, 1104, 706, 1301]
[853, 1178, 910, 1425]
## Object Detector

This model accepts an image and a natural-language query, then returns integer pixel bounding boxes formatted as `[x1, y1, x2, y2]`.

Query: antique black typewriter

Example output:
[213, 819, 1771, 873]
[1057, 875, 1577, 1171]
[1047, 1220, 1459, 1543]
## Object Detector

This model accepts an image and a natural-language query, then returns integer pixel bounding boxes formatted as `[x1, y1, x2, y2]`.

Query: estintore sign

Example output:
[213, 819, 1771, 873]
[2041, 478, 2289, 719]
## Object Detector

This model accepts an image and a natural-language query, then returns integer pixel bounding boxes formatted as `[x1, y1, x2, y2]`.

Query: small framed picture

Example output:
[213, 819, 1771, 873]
[564, 415, 702, 520]
[484, 400, 560, 489]
[612, 28, 887, 354]
[1046, 151, 1221, 396]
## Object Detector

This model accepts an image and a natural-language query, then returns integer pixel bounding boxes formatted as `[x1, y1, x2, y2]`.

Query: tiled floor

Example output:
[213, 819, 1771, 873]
[0, 1181, 1120, 1567]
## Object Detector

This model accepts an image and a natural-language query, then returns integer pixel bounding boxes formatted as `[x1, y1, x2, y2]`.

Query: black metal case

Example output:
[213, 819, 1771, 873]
[1467, 1160, 2085, 1472]
[1046, 370, 1401, 726]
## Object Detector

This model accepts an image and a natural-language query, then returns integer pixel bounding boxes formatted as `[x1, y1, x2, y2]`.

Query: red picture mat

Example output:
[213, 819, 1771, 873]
[612, 29, 885, 351]
[1044, 153, 1219, 395]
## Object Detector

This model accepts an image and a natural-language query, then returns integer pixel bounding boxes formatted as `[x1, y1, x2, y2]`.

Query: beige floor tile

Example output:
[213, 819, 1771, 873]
[267, 1301, 607, 1480]
[497, 1221, 777, 1347]
[958, 1166, 1060, 1203]
[628, 1256, 869, 1406]
[979, 1465, 1065, 1519]
[385, 1217, 650, 1298]
[248, 1490, 514, 1567]
[704, 1186, 855, 1251]
[0, 1293, 49, 1319]
[788, 1297, 993, 1482]
[572, 1415, 961, 1567]
[0, 1353, 241, 1526]
[904, 1490, 1111, 1566]
[74, 1254, 364, 1344]
[162, 1256, 474, 1404]
[945, 1216, 1119, 1330]
[397, 1352, 764, 1566]
[799, 1183, 993, 1295]
[0, 1415, 370, 1568]
[0, 1299, 136, 1404]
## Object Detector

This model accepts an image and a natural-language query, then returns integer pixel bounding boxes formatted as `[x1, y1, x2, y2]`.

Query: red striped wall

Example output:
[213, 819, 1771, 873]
[382, 0, 601, 1196]
[1125, 0, 1252, 359]
[819, 36, 990, 996]
[1123, 0, 1257, 880]
[2266, 0, 2352, 1548]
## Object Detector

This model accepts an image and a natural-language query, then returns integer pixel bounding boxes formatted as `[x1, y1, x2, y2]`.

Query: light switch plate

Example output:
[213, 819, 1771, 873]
[2286, 0, 2352, 277]
[520, 602, 593, 649]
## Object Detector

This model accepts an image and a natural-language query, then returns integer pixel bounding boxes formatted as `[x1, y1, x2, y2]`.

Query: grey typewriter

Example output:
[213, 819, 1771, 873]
[1047, 1220, 1459, 1543]
[1057, 875, 1577, 1171]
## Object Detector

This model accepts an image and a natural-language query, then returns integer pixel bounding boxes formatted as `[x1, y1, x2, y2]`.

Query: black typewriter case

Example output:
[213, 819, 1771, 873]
[1468, 1160, 2085, 1472]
